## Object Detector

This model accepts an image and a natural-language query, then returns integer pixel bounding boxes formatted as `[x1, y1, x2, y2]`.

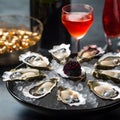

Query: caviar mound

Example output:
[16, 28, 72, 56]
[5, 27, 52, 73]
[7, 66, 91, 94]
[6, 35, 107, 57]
[63, 61, 81, 77]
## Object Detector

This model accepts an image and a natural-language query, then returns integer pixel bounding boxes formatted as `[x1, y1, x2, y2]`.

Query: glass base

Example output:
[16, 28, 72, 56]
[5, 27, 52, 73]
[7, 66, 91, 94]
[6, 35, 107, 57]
[103, 44, 113, 53]
[104, 37, 120, 53]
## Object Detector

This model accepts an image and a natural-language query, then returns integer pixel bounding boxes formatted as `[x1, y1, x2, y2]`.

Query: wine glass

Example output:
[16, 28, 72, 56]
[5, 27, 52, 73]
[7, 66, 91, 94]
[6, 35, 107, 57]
[102, 0, 120, 52]
[61, 3, 94, 54]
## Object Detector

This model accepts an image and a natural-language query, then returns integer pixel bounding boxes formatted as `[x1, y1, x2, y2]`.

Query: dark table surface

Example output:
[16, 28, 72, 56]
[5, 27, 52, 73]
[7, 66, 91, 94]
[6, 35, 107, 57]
[1, 0, 120, 120]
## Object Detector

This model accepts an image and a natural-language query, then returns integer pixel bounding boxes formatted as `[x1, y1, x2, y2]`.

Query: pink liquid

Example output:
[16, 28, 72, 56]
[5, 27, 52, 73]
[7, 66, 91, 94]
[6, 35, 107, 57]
[103, 0, 120, 38]
[62, 12, 93, 40]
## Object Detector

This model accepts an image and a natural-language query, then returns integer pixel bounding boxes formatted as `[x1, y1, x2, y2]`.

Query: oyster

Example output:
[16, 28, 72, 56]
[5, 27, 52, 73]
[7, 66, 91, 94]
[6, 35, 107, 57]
[77, 45, 105, 63]
[60, 61, 86, 81]
[56, 62, 86, 81]
[57, 86, 86, 106]
[22, 77, 59, 99]
[92, 69, 120, 83]
[2, 67, 46, 81]
[56, 61, 86, 81]
[19, 51, 52, 70]
[94, 52, 120, 69]
[87, 80, 120, 100]
[49, 43, 71, 64]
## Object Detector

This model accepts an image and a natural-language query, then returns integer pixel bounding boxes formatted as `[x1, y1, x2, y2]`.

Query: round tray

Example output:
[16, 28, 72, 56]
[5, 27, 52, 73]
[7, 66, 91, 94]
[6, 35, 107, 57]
[5, 51, 120, 117]
[6, 81, 120, 117]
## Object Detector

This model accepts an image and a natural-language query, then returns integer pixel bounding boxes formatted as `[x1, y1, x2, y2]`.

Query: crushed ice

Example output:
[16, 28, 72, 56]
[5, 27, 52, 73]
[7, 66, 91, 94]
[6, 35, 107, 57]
[15, 59, 98, 108]
[51, 59, 98, 108]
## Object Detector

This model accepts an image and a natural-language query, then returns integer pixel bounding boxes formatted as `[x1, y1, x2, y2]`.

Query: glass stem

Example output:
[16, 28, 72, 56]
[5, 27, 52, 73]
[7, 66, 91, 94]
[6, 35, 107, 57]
[105, 36, 112, 52]
[75, 39, 80, 53]
[106, 36, 112, 46]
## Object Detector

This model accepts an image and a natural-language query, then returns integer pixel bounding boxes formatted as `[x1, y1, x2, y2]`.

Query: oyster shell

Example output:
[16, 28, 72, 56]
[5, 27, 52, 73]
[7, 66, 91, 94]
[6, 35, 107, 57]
[94, 52, 120, 69]
[19, 51, 52, 70]
[49, 43, 71, 64]
[92, 69, 120, 83]
[87, 80, 120, 100]
[22, 77, 59, 99]
[57, 86, 86, 106]
[2, 67, 46, 81]
[77, 45, 105, 63]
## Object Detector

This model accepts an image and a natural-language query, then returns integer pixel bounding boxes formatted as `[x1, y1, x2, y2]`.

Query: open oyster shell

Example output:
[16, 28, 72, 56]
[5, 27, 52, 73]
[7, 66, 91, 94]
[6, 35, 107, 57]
[49, 43, 71, 64]
[94, 52, 120, 69]
[92, 69, 120, 83]
[87, 80, 120, 100]
[2, 67, 46, 81]
[77, 45, 105, 63]
[19, 51, 52, 70]
[57, 86, 86, 106]
[22, 77, 59, 99]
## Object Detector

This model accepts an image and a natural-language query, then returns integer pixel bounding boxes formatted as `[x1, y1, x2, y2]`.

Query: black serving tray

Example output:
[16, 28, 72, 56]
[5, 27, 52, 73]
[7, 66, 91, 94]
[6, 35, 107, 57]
[5, 50, 120, 118]
[6, 81, 120, 117]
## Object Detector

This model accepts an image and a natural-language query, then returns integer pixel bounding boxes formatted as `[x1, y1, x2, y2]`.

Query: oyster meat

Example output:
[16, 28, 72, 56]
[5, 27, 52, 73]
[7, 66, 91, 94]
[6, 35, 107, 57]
[19, 51, 51, 70]
[87, 80, 120, 100]
[94, 52, 120, 69]
[77, 45, 105, 63]
[2, 67, 46, 81]
[57, 86, 86, 106]
[22, 77, 59, 99]
[49, 43, 71, 64]
[92, 69, 120, 83]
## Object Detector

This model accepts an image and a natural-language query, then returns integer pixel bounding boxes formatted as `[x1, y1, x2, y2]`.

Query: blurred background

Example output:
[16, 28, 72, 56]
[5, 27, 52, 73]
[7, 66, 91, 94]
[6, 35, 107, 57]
[0, 0, 106, 49]
[0, 0, 29, 16]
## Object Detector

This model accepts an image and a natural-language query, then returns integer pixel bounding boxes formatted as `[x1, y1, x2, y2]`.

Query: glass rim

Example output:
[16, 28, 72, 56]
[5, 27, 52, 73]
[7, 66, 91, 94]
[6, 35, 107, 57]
[0, 14, 43, 26]
[0, 14, 44, 33]
[62, 3, 94, 14]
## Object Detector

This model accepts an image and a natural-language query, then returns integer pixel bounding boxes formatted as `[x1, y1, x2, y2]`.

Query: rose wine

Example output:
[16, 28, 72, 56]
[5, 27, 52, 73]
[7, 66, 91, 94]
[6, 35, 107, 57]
[103, 0, 120, 38]
[62, 12, 93, 40]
